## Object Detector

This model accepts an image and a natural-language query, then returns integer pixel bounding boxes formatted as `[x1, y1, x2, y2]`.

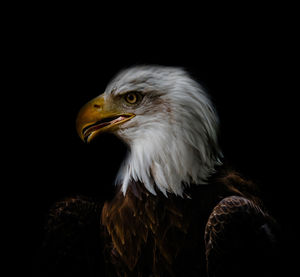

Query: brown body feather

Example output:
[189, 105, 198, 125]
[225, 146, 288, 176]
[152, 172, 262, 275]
[37, 168, 279, 277]
[100, 168, 276, 276]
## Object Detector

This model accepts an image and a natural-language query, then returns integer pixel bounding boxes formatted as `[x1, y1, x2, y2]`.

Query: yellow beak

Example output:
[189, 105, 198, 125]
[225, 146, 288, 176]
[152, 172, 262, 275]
[76, 95, 135, 143]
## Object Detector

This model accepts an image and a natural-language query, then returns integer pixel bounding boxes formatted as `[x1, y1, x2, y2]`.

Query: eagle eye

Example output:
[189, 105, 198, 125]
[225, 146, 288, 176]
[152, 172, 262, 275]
[124, 92, 139, 104]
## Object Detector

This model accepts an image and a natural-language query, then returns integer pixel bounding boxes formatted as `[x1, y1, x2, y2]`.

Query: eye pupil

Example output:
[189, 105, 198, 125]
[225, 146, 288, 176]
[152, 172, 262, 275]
[126, 93, 137, 103]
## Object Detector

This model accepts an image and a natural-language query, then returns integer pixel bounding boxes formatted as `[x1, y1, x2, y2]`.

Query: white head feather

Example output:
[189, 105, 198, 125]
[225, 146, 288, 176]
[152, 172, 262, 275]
[103, 65, 223, 197]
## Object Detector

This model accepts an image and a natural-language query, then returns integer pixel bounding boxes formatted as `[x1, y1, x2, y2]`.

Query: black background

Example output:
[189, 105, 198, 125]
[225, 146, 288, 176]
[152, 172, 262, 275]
[7, 4, 297, 275]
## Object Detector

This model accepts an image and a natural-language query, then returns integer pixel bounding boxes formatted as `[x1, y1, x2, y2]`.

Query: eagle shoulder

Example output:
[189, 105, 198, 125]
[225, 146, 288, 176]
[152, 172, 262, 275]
[205, 195, 279, 277]
[36, 196, 104, 276]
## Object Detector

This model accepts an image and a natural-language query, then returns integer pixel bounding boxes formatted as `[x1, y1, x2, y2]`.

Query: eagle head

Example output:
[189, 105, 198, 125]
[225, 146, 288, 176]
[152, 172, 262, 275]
[76, 66, 222, 197]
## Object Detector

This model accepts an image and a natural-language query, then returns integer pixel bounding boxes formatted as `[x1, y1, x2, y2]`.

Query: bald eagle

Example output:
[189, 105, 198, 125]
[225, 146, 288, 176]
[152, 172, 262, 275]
[39, 66, 279, 277]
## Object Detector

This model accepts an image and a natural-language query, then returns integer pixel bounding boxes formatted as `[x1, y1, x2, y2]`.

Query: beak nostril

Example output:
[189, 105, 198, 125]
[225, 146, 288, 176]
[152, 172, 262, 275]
[94, 104, 101, 109]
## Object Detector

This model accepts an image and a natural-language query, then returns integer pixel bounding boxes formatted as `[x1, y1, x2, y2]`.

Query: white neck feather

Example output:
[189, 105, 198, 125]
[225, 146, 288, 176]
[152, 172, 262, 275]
[114, 70, 223, 197]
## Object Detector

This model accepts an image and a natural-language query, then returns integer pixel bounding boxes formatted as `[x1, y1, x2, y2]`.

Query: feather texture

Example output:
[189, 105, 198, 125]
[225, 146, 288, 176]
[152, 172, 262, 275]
[100, 169, 279, 276]
[205, 196, 279, 277]
[106, 66, 223, 196]
[37, 170, 280, 277]
[36, 66, 281, 276]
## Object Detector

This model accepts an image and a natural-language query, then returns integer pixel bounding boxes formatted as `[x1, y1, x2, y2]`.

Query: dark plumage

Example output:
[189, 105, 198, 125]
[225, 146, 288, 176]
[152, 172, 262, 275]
[35, 66, 281, 276]
[37, 169, 279, 277]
